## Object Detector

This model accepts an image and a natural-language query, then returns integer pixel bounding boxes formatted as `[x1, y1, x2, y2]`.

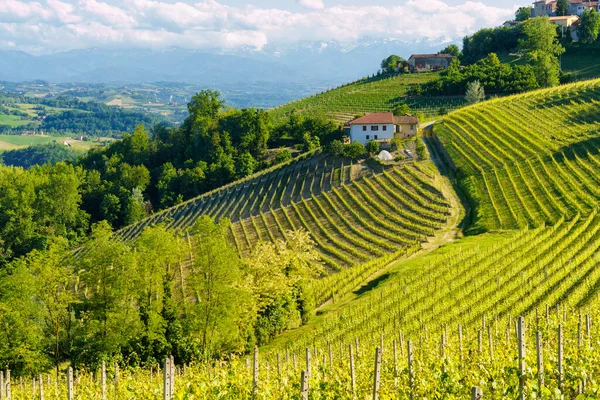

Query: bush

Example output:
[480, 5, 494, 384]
[390, 138, 403, 151]
[274, 148, 293, 164]
[366, 140, 380, 156]
[327, 140, 345, 158]
[345, 142, 365, 160]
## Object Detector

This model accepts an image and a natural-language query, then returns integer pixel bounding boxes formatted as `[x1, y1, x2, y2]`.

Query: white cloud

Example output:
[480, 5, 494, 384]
[297, 0, 325, 10]
[0, 0, 516, 54]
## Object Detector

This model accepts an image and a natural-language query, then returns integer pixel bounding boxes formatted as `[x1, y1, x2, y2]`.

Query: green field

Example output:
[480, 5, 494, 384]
[434, 78, 600, 232]
[269, 72, 466, 124]
[0, 134, 112, 151]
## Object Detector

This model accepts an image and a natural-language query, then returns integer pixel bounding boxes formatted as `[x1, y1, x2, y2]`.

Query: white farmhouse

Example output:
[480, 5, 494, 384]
[346, 113, 419, 145]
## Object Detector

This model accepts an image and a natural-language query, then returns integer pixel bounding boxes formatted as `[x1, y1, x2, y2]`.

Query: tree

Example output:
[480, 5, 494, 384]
[519, 17, 565, 87]
[465, 80, 486, 104]
[515, 7, 531, 21]
[578, 9, 600, 44]
[274, 148, 292, 164]
[366, 140, 380, 156]
[393, 103, 412, 116]
[345, 141, 365, 159]
[441, 44, 461, 58]
[556, 0, 569, 16]
[380, 55, 405, 72]
[327, 140, 345, 158]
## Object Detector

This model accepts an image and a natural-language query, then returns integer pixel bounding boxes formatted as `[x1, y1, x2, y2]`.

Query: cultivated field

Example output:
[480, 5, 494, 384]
[434, 78, 600, 231]
[269, 73, 466, 124]
[117, 152, 451, 275]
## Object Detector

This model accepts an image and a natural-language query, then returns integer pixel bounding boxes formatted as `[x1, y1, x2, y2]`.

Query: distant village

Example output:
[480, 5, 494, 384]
[505, 0, 600, 40]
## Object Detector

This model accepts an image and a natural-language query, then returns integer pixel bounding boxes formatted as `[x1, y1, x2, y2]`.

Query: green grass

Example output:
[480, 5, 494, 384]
[269, 72, 466, 124]
[0, 114, 32, 128]
[0, 134, 111, 151]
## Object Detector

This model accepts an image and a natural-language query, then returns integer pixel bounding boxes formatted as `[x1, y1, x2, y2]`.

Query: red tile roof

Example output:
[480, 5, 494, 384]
[409, 54, 456, 60]
[348, 113, 395, 125]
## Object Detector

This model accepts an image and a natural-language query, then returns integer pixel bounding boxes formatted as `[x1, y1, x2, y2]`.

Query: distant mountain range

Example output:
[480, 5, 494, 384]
[0, 39, 452, 86]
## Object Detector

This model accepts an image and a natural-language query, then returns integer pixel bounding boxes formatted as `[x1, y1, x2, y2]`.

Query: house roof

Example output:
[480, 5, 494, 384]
[409, 53, 456, 60]
[549, 15, 580, 20]
[394, 115, 420, 124]
[348, 113, 395, 125]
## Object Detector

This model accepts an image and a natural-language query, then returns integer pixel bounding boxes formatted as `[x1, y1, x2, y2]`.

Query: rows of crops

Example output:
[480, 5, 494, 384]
[18, 212, 600, 398]
[434, 78, 600, 230]
[269, 73, 466, 123]
[116, 154, 451, 272]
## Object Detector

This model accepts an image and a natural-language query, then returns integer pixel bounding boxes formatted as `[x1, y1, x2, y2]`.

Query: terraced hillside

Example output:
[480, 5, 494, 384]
[117, 153, 451, 273]
[269, 73, 466, 123]
[181, 211, 600, 398]
[433, 78, 600, 232]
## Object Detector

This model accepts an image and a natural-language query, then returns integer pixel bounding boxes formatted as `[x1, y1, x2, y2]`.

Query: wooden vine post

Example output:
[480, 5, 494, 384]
[252, 347, 259, 398]
[349, 344, 356, 399]
[0, 371, 3, 400]
[408, 340, 414, 400]
[67, 367, 74, 400]
[372, 347, 382, 400]
[518, 316, 526, 400]
[163, 357, 171, 400]
[558, 324, 564, 397]
[300, 371, 308, 400]
[101, 361, 106, 400]
[536, 331, 544, 393]
[5, 369, 10, 400]
[39, 375, 44, 400]
[170, 355, 175, 397]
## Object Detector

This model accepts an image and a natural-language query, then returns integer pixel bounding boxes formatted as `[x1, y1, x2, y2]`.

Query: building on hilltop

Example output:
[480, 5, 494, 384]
[532, 0, 557, 17]
[408, 54, 456, 73]
[532, 0, 599, 17]
[347, 113, 419, 145]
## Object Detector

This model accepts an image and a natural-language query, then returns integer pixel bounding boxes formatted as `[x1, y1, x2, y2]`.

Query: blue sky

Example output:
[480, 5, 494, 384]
[0, 0, 527, 54]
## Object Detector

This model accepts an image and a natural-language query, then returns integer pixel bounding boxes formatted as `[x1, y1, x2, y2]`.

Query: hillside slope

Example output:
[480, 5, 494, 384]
[269, 73, 466, 124]
[117, 152, 453, 297]
[433, 78, 600, 232]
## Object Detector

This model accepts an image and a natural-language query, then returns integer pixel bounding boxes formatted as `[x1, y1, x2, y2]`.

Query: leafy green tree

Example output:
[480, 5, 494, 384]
[124, 188, 147, 226]
[186, 216, 253, 359]
[556, 0, 569, 16]
[380, 55, 405, 72]
[393, 103, 412, 116]
[465, 80, 486, 104]
[578, 9, 600, 43]
[366, 140, 380, 156]
[302, 133, 320, 152]
[345, 141, 365, 159]
[235, 152, 257, 178]
[519, 17, 565, 87]
[327, 140, 345, 158]
[100, 193, 121, 226]
[441, 44, 461, 58]
[515, 7, 531, 21]
[274, 148, 292, 164]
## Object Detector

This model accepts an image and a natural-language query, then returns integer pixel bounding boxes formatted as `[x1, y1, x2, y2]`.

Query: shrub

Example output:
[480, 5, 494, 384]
[366, 140, 380, 156]
[345, 142, 365, 160]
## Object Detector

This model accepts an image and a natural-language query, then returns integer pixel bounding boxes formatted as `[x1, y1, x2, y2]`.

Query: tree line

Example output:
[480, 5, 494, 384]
[0, 216, 321, 376]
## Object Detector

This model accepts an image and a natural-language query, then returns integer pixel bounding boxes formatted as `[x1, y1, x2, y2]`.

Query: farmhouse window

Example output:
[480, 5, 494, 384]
[362, 126, 367, 131]
[410, 124, 415, 131]
[366, 135, 370, 140]
[371, 126, 379, 131]
[382, 126, 387, 131]
[374, 135, 378, 140]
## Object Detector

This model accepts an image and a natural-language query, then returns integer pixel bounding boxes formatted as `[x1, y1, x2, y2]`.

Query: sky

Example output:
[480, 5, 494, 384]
[0, 0, 528, 55]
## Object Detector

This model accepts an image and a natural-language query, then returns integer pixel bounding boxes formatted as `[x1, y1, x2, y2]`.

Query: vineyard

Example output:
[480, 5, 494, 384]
[9, 213, 600, 398]
[269, 73, 466, 123]
[117, 152, 451, 274]
[434, 78, 600, 232]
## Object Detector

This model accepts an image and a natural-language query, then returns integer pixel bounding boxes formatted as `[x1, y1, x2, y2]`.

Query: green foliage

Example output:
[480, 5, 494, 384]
[344, 141, 366, 159]
[392, 103, 411, 116]
[465, 80, 486, 104]
[0, 143, 78, 168]
[578, 9, 600, 44]
[441, 44, 461, 58]
[426, 53, 538, 95]
[415, 138, 427, 159]
[519, 17, 565, 87]
[366, 140, 380, 156]
[556, 0, 569, 16]
[380, 55, 406, 73]
[327, 140, 345, 158]
[462, 25, 525, 65]
[515, 6, 531, 21]
[274, 148, 293, 164]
